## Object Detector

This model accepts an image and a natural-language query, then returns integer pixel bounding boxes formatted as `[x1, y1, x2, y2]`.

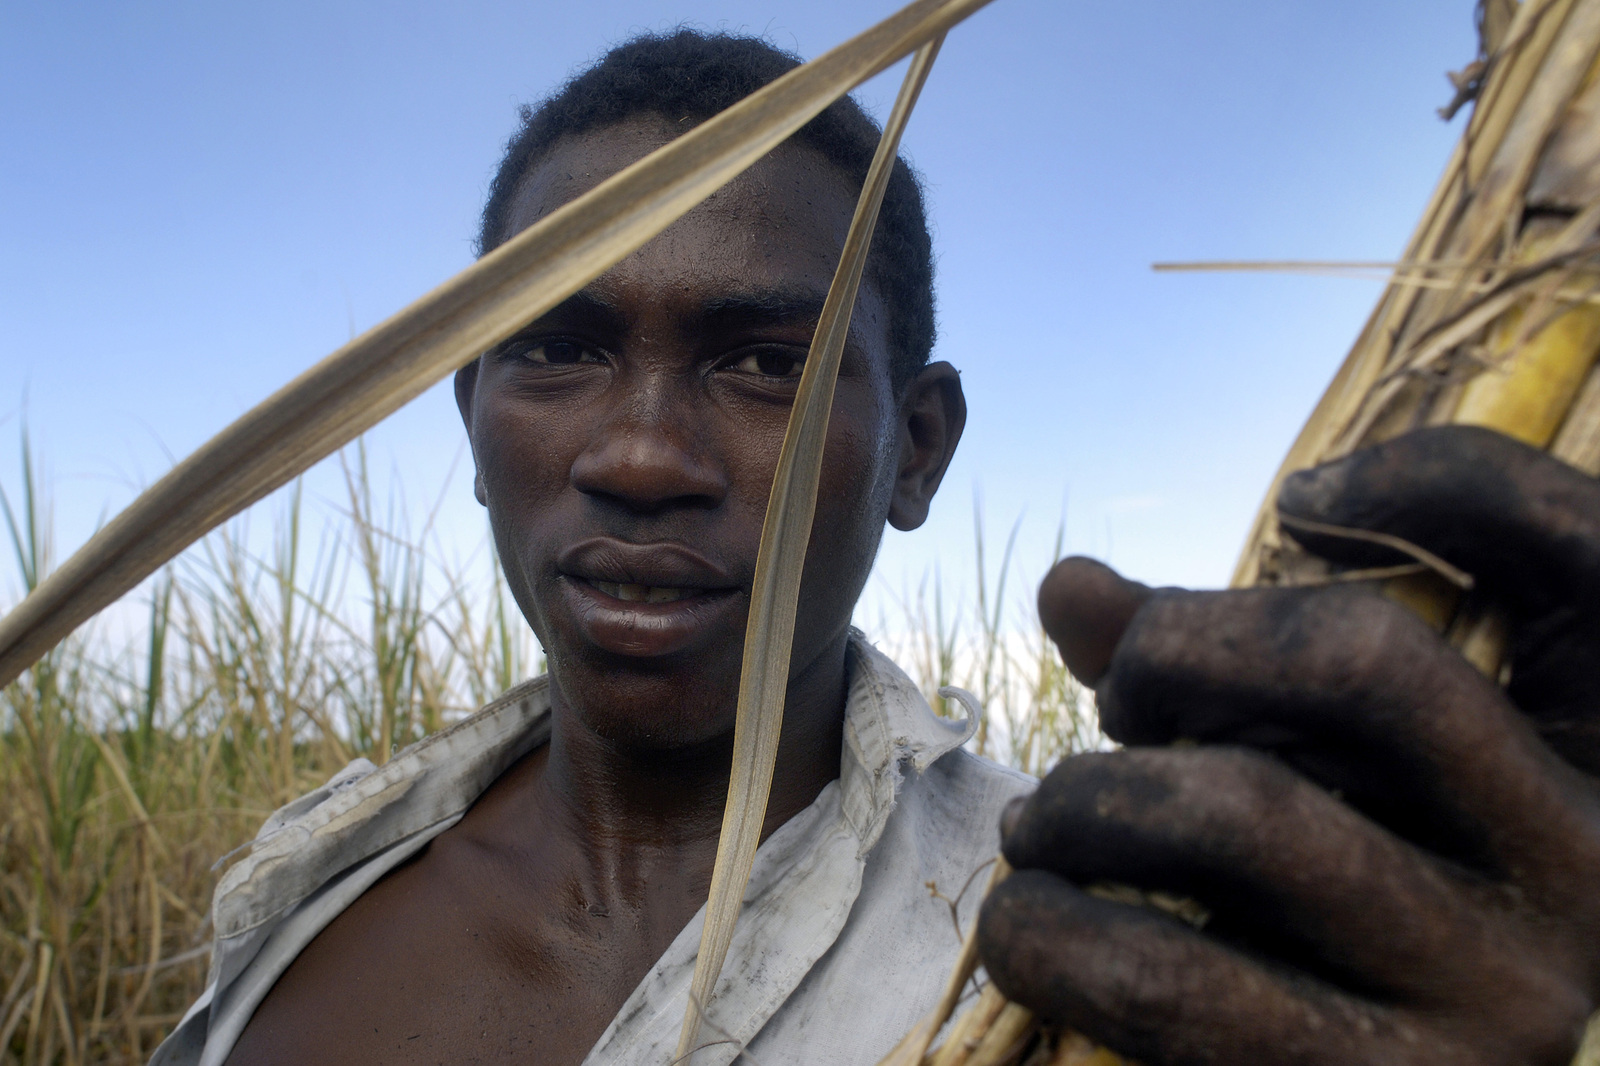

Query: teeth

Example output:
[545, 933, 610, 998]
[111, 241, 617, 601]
[589, 580, 688, 604]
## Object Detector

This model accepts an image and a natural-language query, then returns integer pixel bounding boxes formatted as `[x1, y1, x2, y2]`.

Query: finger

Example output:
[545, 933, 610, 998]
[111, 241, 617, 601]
[977, 871, 1481, 1066]
[1277, 425, 1600, 617]
[1037, 557, 1153, 685]
[1096, 584, 1600, 897]
[999, 748, 1559, 1001]
[1280, 425, 1600, 777]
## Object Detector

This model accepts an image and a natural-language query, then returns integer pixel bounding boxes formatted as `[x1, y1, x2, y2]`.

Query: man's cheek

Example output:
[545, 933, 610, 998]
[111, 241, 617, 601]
[801, 440, 890, 617]
[480, 435, 573, 523]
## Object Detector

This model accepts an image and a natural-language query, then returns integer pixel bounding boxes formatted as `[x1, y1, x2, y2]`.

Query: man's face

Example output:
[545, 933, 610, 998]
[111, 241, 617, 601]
[457, 118, 956, 749]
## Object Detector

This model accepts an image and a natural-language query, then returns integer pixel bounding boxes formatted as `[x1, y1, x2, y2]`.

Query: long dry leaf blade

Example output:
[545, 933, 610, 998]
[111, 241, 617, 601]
[674, 37, 946, 1063]
[0, 0, 997, 691]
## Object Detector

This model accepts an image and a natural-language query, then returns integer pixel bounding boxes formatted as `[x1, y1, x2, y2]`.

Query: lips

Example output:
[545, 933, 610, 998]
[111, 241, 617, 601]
[558, 536, 736, 591]
[555, 537, 744, 657]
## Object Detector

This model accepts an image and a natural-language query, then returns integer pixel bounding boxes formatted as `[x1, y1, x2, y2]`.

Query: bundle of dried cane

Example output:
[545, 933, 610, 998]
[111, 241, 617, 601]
[884, 0, 1600, 1063]
[1235, 0, 1600, 611]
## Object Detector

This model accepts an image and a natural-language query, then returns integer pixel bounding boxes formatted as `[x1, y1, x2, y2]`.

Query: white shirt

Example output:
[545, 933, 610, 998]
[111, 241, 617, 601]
[149, 634, 1035, 1066]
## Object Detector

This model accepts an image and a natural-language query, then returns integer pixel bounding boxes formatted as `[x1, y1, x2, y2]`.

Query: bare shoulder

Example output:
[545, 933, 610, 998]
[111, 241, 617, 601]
[223, 745, 581, 1066]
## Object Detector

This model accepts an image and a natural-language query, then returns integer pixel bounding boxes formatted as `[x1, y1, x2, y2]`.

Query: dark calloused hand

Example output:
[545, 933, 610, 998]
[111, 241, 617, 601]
[978, 425, 1600, 1065]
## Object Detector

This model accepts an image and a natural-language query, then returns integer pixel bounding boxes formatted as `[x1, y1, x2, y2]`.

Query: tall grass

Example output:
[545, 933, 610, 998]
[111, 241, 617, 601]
[0, 438, 1095, 1065]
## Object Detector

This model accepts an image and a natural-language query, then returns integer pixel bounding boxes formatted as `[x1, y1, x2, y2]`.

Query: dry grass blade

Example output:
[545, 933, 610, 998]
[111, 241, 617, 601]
[0, 0, 999, 692]
[1153, 258, 1600, 304]
[674, 37, 947, 1062]
[1155, 258, 1517, 272]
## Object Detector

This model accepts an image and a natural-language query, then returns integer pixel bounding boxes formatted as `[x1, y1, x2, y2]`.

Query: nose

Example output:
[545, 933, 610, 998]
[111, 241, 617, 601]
[569, 381, 728, 513]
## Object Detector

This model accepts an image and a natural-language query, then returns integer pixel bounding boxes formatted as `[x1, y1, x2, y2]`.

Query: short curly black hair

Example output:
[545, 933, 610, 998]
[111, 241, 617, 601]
[477, 29, 936, 389]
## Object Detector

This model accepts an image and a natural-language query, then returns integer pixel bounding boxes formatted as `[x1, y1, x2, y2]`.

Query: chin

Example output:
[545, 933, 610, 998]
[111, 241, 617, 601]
[549, 650, 744, 754]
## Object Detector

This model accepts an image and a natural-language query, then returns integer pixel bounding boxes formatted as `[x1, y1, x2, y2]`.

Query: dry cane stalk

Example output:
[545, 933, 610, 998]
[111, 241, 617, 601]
[904, 1, 1600, 1064]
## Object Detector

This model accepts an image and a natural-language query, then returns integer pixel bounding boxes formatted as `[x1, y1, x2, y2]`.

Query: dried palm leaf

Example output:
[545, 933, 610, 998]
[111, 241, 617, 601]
[0, 0, 996, 691]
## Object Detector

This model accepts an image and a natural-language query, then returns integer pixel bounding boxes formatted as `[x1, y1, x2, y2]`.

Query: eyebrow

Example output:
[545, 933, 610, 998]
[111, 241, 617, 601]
[530, 289, 628, 335]
[509, 285, 834, 346]
[696, 288, 829, 331]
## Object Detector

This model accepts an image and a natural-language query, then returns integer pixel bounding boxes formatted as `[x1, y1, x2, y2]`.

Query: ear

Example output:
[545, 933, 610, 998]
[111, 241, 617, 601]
[888, 361, 966, 531]
[454, 360, 488, 507]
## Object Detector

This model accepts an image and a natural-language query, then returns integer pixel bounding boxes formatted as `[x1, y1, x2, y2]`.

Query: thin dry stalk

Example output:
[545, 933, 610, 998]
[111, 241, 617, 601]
[675, 38, 947, 1061]
[1153, 257, 1600, 305]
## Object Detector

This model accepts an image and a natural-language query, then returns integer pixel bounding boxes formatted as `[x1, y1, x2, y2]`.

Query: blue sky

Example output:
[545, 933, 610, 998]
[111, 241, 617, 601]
[1, 0, 1475, 624]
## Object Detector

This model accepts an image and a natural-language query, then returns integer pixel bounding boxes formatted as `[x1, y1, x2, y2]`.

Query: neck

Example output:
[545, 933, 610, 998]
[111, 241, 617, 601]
[537, 629, 851, 904]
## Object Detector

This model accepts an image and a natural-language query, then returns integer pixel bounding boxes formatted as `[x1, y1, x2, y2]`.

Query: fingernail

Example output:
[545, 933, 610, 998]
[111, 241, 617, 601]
[1279, 461, 1348, 520]
[1000, 796, 1027, 840]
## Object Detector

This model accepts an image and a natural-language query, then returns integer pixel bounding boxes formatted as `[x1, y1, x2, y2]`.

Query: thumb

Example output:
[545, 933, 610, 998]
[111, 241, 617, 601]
[1037, 556, 1153, 685]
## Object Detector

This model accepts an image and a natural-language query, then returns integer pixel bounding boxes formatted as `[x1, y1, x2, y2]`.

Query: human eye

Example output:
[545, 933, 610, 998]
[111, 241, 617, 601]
[726, 346, 807, 380]
[500, 337, 607, 367]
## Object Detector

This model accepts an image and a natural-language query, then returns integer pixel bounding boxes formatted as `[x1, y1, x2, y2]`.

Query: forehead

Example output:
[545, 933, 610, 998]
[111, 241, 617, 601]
[503, 118, 866, 303]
